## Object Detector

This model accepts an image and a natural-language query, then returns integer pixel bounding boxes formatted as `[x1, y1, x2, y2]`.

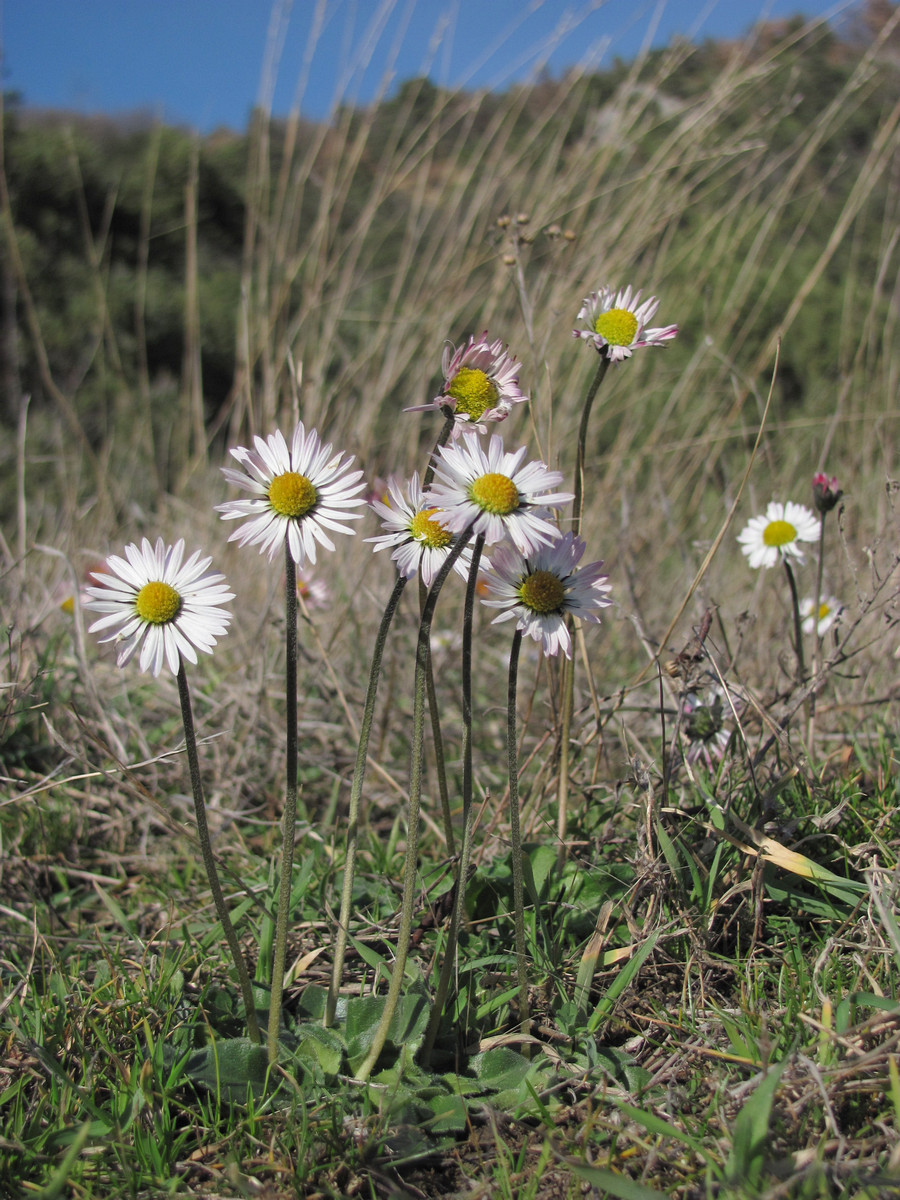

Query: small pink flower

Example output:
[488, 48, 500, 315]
[812, 473, 842, 514]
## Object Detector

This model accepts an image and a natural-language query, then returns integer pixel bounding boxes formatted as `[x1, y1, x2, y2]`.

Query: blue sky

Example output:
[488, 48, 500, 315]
[2, 0, 854, 132]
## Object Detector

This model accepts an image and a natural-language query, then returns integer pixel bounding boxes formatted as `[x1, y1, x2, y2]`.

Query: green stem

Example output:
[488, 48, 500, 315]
[783, 557, 806, 688]
[507, 629, 530, 1035]
[422, 409, 458, 851]
[325, 572, 408, 1027]
[268, 543, 299, 1064]
[355, 523, 474, 1082]
[572, 356, 610, 538]
[558, 354, 610, 865]
[806, 516, 828, 757]
[421, 573, 455, 854]
[176, 660, 260, 1045]
[421, 533, 485, 1062]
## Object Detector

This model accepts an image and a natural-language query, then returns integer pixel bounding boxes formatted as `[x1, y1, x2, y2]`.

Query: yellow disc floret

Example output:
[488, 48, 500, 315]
[135, 580, 182, 625]
[410, 508, 452, 548]
[762, 519, 796, 547]
[469, 473, 520, 516]
[594, 307, 638, 347]
[447, 367, 499, 421]
[268, 472, 318, 519]
[519, 570, 566, 614]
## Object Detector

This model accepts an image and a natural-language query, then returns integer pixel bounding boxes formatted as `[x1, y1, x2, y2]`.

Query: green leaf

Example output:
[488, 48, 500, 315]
[33, 1121, 92, 1200]
[615, 1103, 717, 1166]
[586, 931, 659, 1034]
[835, 992, 900, 1034]
[424, 1092, 468, 1133]
[563, 1160, 669, 1200]
[293, 1022, 345, 1076]
[345, 990, 429, 1070]
[526, 843, 558, 900]
[182, 1037, 270, 1101]
[470, 1046, 532, 1091]
[725, 1061, 787, 1187]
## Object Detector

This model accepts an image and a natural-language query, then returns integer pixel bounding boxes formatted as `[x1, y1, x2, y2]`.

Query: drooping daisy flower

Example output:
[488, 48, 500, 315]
[800, 595, 843, 637]
[424, 431, 573, 556]
[217, 422, 366, 565]
[405, 333, 527, 435]
[479, 532, 611, 658]
[84, 538, 233, 677]
[366, 472, 478, 586]
[683, 690, 732, 770]
[737, 501, 820, 569]
[572, 285, 677, 362]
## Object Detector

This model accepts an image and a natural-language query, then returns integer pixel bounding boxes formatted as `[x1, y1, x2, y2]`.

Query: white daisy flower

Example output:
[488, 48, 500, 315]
[479, 532, 611, 658]
[737, 501, 820, 569]
[424, 431, 573, 556]
[84, 538, 233, 677]
[801, 595, 843, 637]
[572, 284, 677, 362]
[216, 422, 366, 566]
[366, 472, 477, 586]
[405, 333, 527, 436]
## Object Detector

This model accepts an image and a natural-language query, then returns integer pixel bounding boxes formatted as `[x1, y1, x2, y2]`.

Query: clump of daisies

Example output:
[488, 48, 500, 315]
[736, 472, 846, 755]
[81, 304, 632, 1082]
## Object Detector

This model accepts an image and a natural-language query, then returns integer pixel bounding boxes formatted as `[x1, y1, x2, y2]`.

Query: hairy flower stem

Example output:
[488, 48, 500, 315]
[572, 357, 610, 540]
[325, 572, 408, 1027]
[176, 661, 260, 1045]
[806, 517, 828, 757]
[356, 524, 474, 1083]
[507, 629, 530, 1036]
[268, 544, 299, 1064]
[783, 557, 807, 688]
[557, 355, 610, 866]
[421, 410, 458, 851]
[420, 574, 455, 854]
[421, 533, 485, 1062]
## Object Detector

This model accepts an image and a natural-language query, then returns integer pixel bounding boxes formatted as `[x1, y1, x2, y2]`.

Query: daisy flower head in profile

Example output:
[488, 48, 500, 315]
[572, 284, 677, 363]
[217, 422, 366, 566]
[801, 595, 843, 637]
[424, 431, 574, 555]
[480, 532, 611, 659]
[84, 538, 233, 677]
[405, 333, 527, 436]
[366, 472, 477, 587]
[737, 501, 820, 569]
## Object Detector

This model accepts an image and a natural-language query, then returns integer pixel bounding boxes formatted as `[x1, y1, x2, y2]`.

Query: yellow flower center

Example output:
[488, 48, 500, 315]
[816, 603, 831, 620]
[135, 581, 181, 625]
[519, 570, 566, 614]
[410, 508, 452, 549]
[762, 519, 796, 547]
[268, 472, 317, 519]
[594, 307, 638, 347]
[447, 367, 499, 421]
[469, 473, 520, 516]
